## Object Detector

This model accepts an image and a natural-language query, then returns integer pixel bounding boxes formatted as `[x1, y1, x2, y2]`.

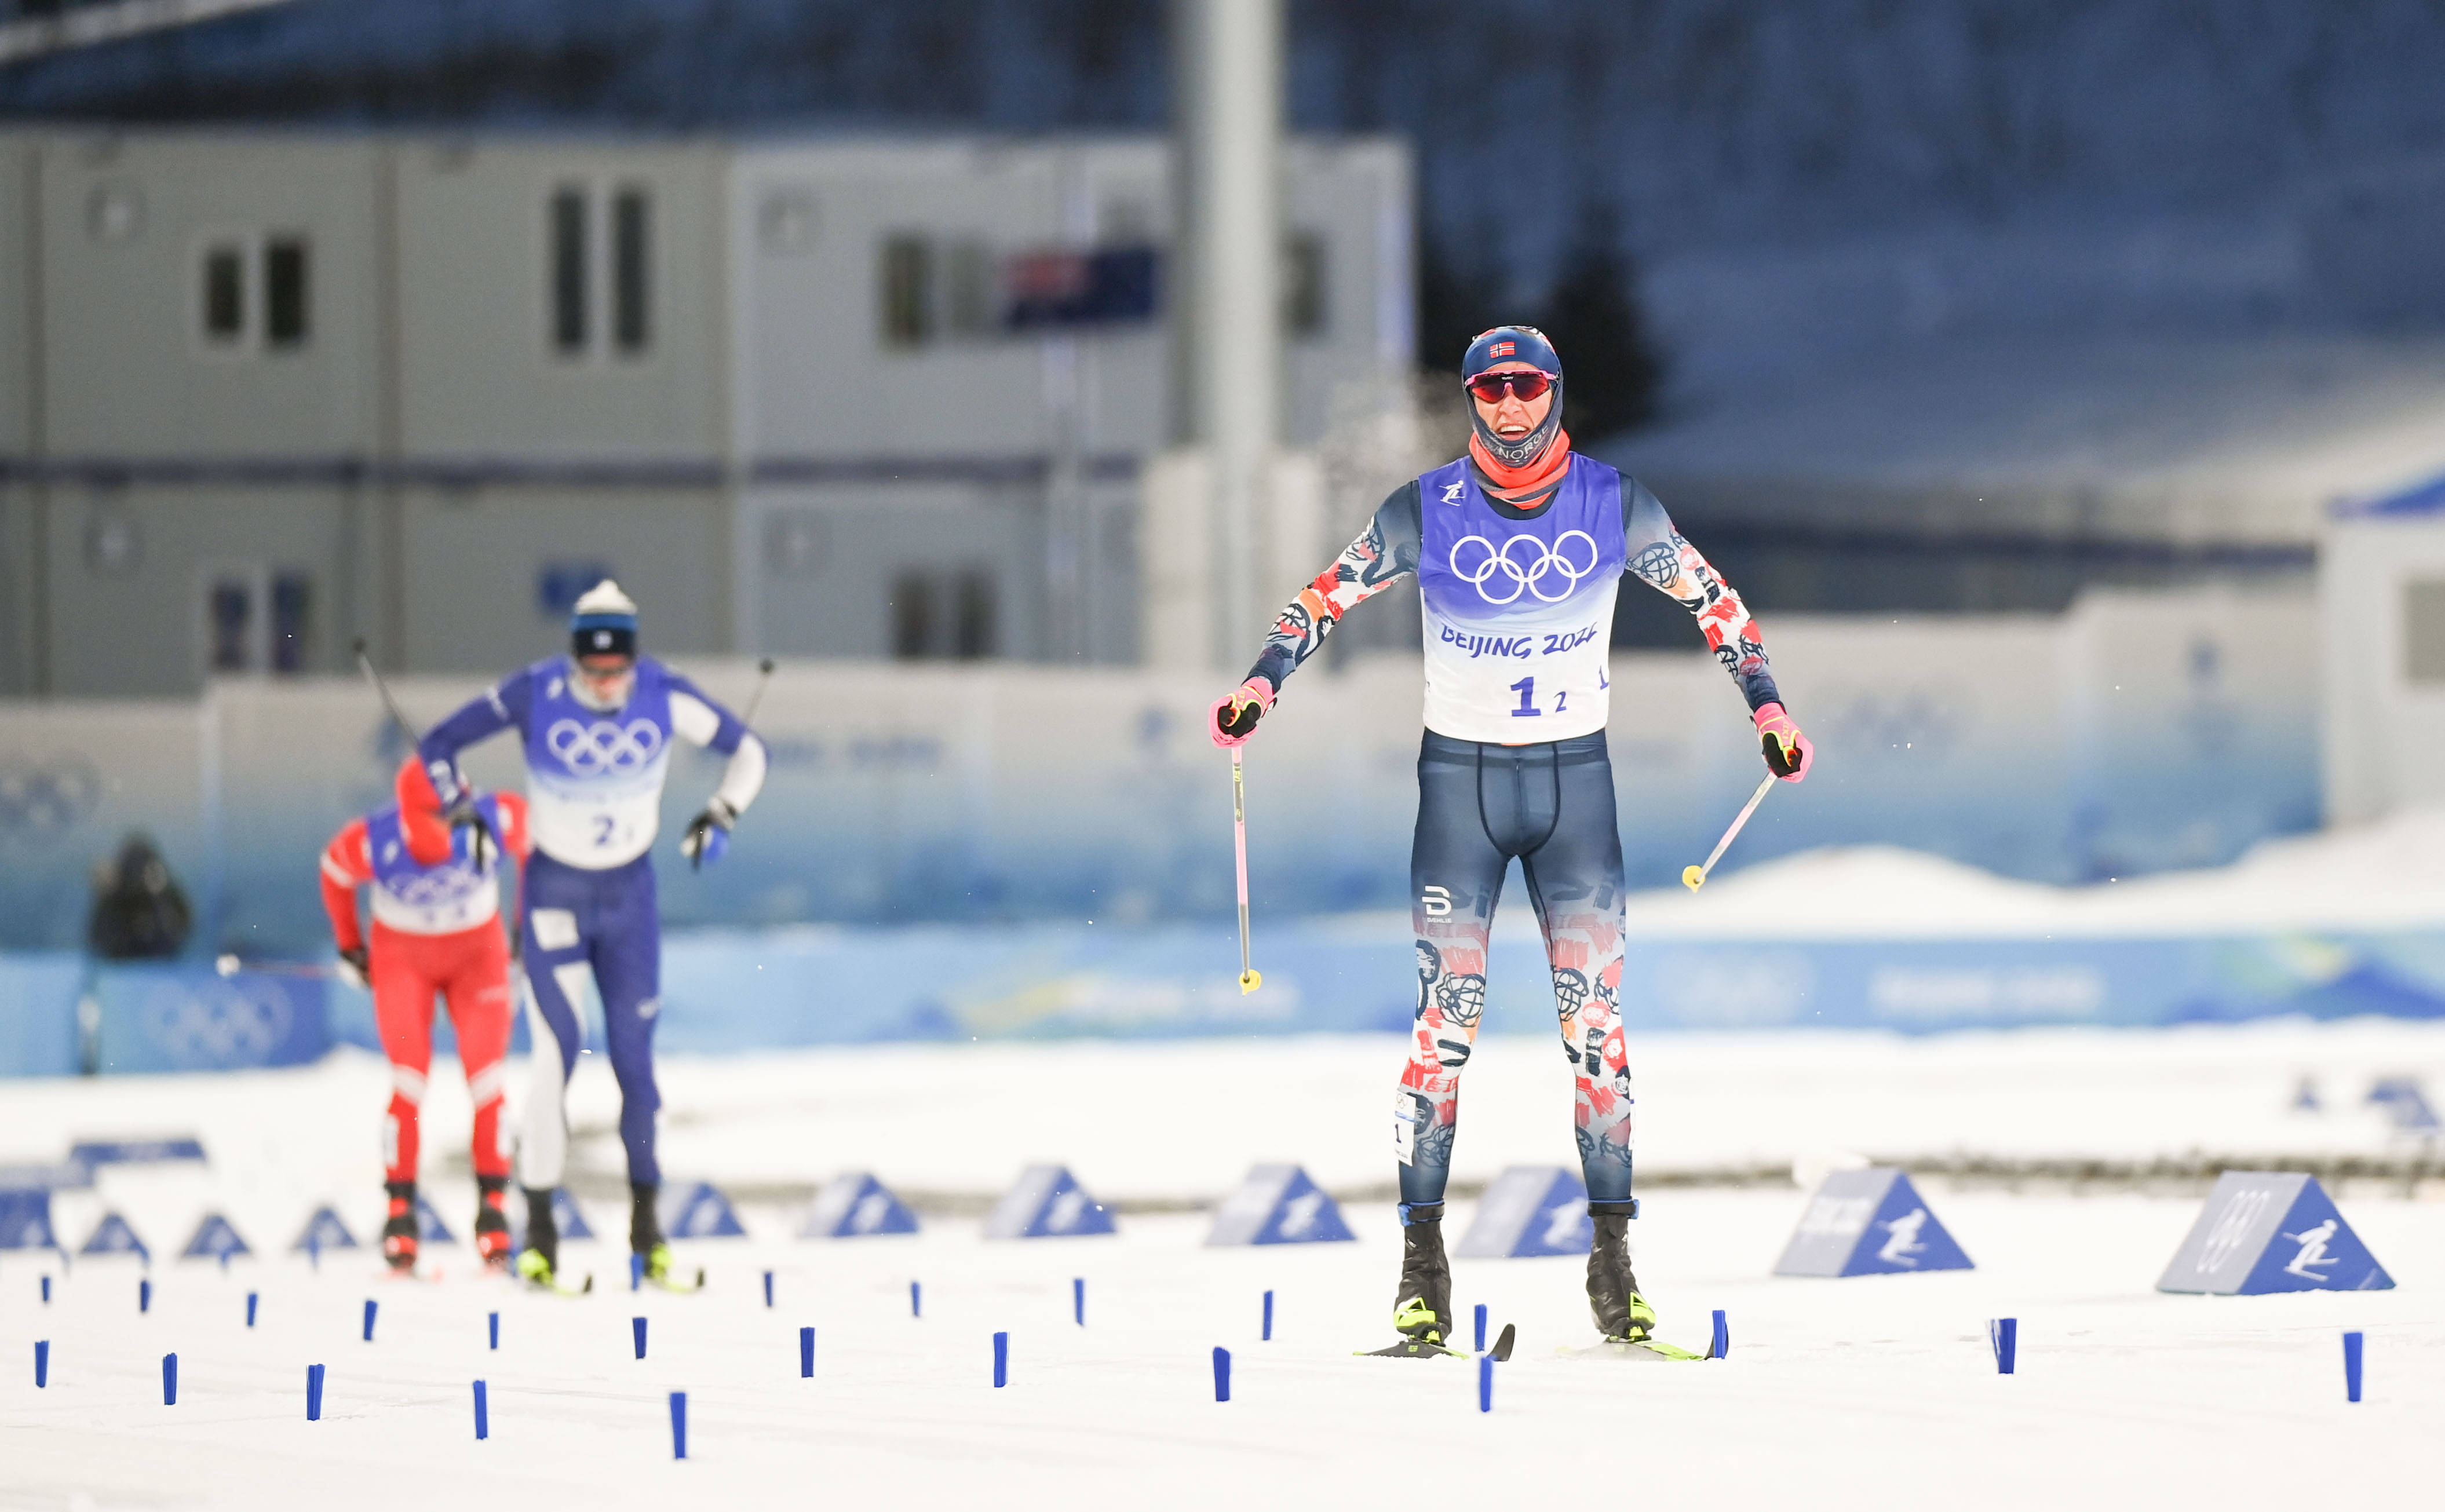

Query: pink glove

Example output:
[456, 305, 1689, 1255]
[1754, 702, 1812, 781]
[1209, 679, 1275, 748]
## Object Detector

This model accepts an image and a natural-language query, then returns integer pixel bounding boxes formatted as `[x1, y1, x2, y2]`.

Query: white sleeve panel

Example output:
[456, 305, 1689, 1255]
[714, 732, 768, 817]
[669, 689, 724, 747]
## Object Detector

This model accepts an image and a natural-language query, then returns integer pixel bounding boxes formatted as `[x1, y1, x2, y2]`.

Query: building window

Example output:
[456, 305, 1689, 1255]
[944, 238, 994, 338]
[203, 569, 313, 675]
[881, 234, 933, 349]
[613, 186, 651, 355]
[550, 185, 589, 354]
[202, 243, 245, 343]
[1283, 232, 1327, 338]
[264, 236, 309, 349]
[891, 569, 996, 659]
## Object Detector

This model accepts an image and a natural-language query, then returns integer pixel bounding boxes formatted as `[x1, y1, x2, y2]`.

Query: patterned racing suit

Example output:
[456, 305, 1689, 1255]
[1242, 452, 1783, 1211]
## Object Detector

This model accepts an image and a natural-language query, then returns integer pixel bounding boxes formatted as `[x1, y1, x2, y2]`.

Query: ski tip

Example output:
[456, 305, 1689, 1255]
[695, 1268, 706, 1289]
[581, 1273, 594, 1294]
[1491, 1323, 1517, 1363]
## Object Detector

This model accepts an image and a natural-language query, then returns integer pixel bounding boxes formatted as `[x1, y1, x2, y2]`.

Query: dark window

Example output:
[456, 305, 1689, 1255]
[207, 579, 251, 671]
[880, 235, 933, 348]
[550, 186, 589, 354]
[1283, 232, 1327, 338]
[264, 237, 309, 349]
[890, 571, 936, 659]
[892, 569, 997, 659]
[202, 245, 244, 342]
[613, 187, 651, 355]
[944, 239, 993, 338]
[953, 571, 996, 659]
[270, 572, 312, 674]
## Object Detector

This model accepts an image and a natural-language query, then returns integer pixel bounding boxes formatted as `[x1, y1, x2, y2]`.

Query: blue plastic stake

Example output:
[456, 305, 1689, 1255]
[669, 1392, 687, 1459]
[488, 1311, 499, 1350]
[1074, 1277, 1085, 1327]
[910, 1280, 922, 1319]
[633, 1316, 648, 1360]
[1990, 1317, 2017, 1375]
[35, 1341, 48, 1388]
[800, 1326, 815, 1378]
[1478, 1353, 1493, 1413]
[992, 1331, 1008, 1389]
[41, 1276, 51, 1303]
[473, 1379, 488, 1440]
[246, 1292, 258, 1328]
[1473, 1303, 1487, 1354]
[2344, 1331, 2364, 1403]
[1262, 1289, 1273, 1342]
[363, 1299, 378, 1343]
[308, 1236, 320, 1272]
[140, 1279, 151, 1313]
[161, 1353, 177, 1405]
[1709, 1309, 1729, 1360]
[763, 1270, 774, 1309]
[630, 1254, 644, 1292]
[306, 1364, 324, 1420]
[1213, 1346, 1231, 1401]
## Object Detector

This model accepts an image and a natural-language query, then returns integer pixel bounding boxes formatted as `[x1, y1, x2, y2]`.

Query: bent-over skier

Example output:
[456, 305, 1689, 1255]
[319, 765, 528, 1272]
[1210, 326, 1812, 1354]
[401, 580, 767, 1290]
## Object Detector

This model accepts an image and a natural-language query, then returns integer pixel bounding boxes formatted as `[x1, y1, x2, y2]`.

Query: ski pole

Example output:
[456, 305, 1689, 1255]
[351, 637, 426, 748]
[214, 955, 345, 980]
[1683, 772, 1778, 892]
[1232, 748, 1261, 994]
[739, 657, 778, 725]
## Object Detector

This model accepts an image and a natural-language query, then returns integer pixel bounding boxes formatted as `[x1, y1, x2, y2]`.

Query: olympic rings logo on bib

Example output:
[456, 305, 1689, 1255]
[545, 717, 664, 775]
[1449, 529, 1600, 604]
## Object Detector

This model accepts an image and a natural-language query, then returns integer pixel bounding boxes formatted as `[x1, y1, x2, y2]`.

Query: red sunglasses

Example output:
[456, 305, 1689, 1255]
[1465, 369, 1557, 403]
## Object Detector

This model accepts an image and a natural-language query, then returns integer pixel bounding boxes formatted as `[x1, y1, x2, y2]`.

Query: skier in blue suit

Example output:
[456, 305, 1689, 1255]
[404, 580, 767, 1288]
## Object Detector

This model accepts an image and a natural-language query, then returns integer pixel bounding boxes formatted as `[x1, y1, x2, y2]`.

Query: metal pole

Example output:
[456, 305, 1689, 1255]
[1174, 0, 1284, 669]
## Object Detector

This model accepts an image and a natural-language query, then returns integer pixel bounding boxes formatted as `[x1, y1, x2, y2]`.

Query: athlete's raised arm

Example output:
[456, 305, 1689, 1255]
[1622, 482, 1812, 781]
[1210, 483, 1424, 747]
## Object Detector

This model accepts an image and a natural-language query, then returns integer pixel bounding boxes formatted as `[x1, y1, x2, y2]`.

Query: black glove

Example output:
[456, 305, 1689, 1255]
[336, 944, 371, 991]
[445, 799, 492, 870]
[681, 799, 736, 870]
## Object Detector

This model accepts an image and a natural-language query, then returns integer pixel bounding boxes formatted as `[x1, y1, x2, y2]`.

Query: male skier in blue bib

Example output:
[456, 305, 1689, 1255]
[403, 580, 768, 1289]
[1211, 327, 1812, 1354]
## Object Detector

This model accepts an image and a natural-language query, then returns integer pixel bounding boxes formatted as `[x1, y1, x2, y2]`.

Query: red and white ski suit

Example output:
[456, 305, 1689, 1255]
[319, 794, 529, 1186]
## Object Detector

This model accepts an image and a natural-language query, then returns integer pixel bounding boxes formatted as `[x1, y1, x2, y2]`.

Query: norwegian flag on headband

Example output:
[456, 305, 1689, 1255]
[1489, 341, 1515, 357]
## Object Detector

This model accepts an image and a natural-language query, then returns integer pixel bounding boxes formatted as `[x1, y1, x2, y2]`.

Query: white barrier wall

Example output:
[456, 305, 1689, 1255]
[0, 585, 2316, 954]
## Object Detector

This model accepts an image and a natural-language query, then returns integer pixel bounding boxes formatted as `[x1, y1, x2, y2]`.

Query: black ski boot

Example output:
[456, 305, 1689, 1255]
[515, 1186, 560, 1287]
[1586, 1206, 1656, 1343]
[473, 1175, 512, 1270]
[1366, 1203, 1458, 1357]
[631, 1181, 677, 1284]
[380, 1180, 418, 1273]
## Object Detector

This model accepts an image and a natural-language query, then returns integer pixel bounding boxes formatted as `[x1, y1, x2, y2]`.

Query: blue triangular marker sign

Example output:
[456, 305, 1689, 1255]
[0, 1188, 57, 1251]
[81, 1211, 151, 1261]
[659, 1182, 747, 1240]
[1205, 1164, 1355, 1246]
[799, 1173, 919, 1239]
[984, 1164, 1116, 1239]
[1455, 1166, 1596, 1258]
[1774, 1168, 1973, 1277]
[181, 1213, 252, 1261]
[292, 1206, 359, 1252]
[415, 1193, 457, 1244]
[2157, 1171, 2394, 1294]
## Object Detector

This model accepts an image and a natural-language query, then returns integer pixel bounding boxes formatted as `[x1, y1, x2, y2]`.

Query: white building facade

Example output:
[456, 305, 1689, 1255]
[0, 128, 1413, 694]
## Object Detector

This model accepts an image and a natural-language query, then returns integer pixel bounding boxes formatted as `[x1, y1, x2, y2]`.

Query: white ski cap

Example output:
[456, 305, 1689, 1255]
[572, 579, 637, 618]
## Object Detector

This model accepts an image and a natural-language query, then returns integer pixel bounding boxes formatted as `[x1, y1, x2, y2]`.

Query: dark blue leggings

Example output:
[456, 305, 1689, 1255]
[1397, 729, 1634, 1209]
[517, 853, 663, 1189]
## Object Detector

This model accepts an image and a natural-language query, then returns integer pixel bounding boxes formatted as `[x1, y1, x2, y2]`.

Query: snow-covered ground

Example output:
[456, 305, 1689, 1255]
[2, 1191, 2436, 1510]
[5, 1021, 2441, 1507]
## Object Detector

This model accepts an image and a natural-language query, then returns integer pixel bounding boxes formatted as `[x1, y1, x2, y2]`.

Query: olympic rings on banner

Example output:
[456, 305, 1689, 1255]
[1448, 529, 1600, 605]
[544, 718, 664, 776]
